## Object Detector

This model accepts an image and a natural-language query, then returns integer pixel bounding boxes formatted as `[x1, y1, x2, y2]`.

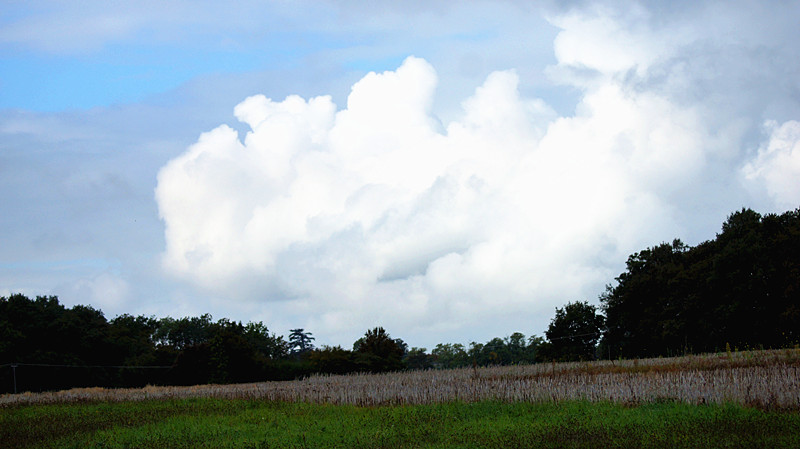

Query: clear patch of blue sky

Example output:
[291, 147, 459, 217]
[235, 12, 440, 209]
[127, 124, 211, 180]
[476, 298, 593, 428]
[343, 55, 412, 74]
[0, 31, 333, 112]
[0, 258, 120, 272]
[0, 48, 263, 111]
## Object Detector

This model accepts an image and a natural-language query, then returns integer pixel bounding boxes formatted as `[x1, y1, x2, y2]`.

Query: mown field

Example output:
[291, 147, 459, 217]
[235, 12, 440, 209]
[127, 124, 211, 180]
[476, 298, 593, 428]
[4, 399, 800, 449]
[2, 349, 800, 448]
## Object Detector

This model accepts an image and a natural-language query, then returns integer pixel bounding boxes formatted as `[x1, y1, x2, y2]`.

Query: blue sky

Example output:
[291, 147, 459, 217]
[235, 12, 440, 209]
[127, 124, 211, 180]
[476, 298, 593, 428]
[0, 47, 265, 110]
[0, 7, 343, 111]
[2, 0, 799, 349]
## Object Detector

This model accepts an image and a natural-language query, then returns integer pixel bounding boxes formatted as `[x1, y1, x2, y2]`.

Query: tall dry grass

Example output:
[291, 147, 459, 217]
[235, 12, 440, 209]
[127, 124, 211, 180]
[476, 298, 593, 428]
[3, 348, 798, 409]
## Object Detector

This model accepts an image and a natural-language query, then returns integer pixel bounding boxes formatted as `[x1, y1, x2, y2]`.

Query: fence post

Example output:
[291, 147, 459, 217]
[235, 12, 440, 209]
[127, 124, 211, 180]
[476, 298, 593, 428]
[11, 363, 18, 394]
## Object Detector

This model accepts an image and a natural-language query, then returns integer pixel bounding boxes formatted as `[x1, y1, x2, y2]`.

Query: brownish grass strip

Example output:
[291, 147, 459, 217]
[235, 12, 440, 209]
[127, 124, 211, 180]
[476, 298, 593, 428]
[2, 348, 798, 410]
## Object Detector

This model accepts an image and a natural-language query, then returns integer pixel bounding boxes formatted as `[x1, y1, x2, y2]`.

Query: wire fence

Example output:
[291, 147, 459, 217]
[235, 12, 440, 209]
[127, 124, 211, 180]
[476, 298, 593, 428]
[2, 328, 621, 394]
[1, 362, 174, 395]
[1, 362, 172, 369]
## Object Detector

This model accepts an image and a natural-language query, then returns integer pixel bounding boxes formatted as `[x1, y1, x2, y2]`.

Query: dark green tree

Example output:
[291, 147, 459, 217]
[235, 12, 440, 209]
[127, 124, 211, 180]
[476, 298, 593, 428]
[153, 314, 214, 350]
[288, 328, 315, 354]
[244, 322, 289, 359]
[206, 319, 261, 384]
[601, 207, 800, 358]
[544, 301, 605, 361]
[481, 337, 511, 365]
[307, 346, 356, 374]
[431, 343, 469, 368]
[600, 239, 691, 358]
[0, 294, 65, 366]
[526, 335, 545, 363]
[108, 314, 160, 365]
[405, 347, 434, 370]
[354, 327, 405, 372]
[468, 341, 486, 366]
[504, 332, 527, 363]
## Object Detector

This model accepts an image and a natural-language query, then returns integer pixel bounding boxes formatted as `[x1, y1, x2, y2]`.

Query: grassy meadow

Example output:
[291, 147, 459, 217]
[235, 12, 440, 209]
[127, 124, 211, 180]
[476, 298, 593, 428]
[3, 399, 800, 449]
[2, 349, 800, 448]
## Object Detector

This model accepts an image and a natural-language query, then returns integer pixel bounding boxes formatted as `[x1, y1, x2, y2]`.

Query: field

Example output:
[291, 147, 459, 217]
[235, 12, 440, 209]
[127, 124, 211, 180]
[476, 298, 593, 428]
[4, 399, 800, 448]
[2, 349, 800, 448]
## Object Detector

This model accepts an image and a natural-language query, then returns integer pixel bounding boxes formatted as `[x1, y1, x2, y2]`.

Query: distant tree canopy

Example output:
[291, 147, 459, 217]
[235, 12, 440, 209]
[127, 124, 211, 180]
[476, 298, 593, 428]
[2, 206, 798, 393]
[541, 301, 605, 362]
[0, 295, 289, 392]
[431, 332, 544, 368]
[354, 327, 407, 372]
[288, 329, 315, 354]
[600, 207, 800, 358]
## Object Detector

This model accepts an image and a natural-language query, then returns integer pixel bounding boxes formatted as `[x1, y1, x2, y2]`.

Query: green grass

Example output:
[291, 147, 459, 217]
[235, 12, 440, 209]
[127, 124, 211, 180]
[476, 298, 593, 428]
[2, 399, 799, 449]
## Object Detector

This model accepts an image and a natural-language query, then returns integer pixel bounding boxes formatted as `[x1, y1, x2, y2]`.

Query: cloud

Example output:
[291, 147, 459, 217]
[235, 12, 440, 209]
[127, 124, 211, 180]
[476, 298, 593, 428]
[744, 120, 800, 209]
[66, 272, 131, 313]
[5, 1, 798, 350]
[155, 51, 703, 343]
[0, 1, 513, 56]
[147, 2, 800, 346]
[0, 2, 150, 54]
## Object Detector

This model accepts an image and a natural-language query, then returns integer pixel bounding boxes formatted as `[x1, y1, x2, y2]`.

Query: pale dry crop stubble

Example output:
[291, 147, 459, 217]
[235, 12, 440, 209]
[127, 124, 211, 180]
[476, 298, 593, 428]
[3, 349, 798, 410]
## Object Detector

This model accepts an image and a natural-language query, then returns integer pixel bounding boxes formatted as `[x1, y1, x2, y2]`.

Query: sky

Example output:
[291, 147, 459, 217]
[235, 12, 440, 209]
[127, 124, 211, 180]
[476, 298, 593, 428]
[2, 0, 799, 350]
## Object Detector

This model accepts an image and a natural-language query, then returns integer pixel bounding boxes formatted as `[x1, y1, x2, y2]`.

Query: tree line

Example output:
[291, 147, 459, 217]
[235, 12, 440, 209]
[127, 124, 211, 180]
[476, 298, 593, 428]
[600, 207, 800, 358]
[2, 206, 798, 393]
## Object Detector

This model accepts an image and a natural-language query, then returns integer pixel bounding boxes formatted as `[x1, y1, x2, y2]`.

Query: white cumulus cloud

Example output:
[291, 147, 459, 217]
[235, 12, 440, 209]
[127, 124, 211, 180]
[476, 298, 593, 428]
[744, 121, 800, 209]
[155, 54, 705, 343]
[155, 3, 800, 346]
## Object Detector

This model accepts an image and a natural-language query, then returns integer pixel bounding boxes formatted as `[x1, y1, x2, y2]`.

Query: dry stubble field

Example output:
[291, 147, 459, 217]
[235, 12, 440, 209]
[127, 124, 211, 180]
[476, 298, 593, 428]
[3, 348, 799, 409]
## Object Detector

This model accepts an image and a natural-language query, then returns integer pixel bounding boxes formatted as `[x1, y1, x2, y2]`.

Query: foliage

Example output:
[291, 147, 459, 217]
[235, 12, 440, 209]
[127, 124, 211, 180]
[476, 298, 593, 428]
[601, 208, 800, 358]
[152, 314, 214, 350]
[353, 327, 406, 372]
[542, 301, 605, 361]
[432, 343, 469, 368]
[244, 322, 289, 360]
[306, 346, 355, 375]
[405, 347, 434, 370]
[0, 295, 288, 393]
[432, 333, 543, 368]
[288, 328, 315, 354]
